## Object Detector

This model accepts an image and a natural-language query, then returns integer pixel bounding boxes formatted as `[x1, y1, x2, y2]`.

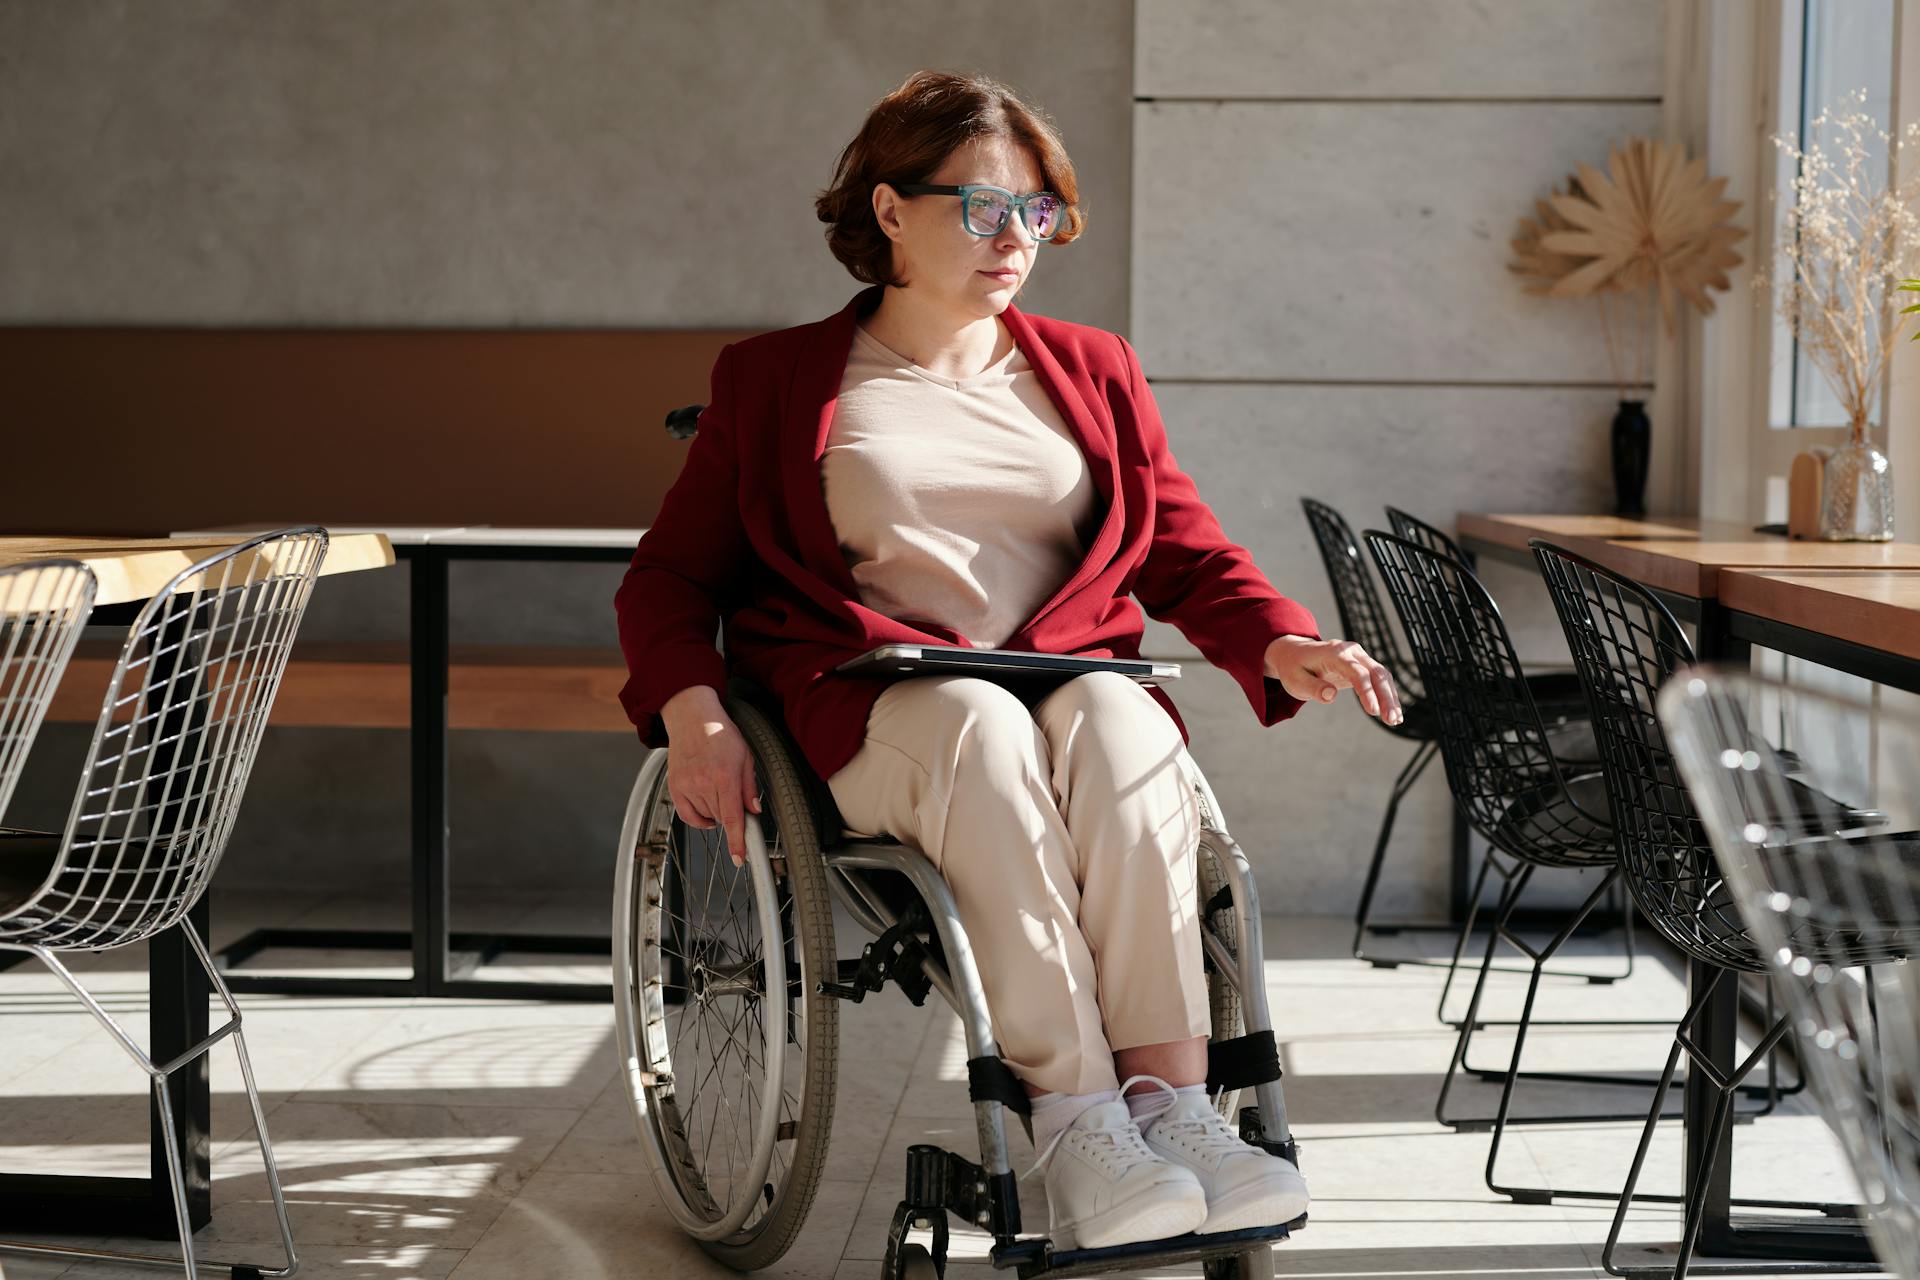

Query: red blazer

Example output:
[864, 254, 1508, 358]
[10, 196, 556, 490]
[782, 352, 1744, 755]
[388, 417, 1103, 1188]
[613, 283, 1321, 783]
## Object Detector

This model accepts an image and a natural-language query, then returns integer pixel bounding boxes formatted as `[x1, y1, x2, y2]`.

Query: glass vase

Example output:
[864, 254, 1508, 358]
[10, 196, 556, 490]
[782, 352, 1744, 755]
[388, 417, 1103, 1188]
[1819, 426, 1894, 541]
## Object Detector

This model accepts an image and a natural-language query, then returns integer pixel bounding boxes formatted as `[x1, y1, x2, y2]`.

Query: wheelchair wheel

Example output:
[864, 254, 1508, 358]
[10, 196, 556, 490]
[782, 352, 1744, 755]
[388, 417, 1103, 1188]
[613, 693, 840, 1271]
[1198, 838, 1244, 1122]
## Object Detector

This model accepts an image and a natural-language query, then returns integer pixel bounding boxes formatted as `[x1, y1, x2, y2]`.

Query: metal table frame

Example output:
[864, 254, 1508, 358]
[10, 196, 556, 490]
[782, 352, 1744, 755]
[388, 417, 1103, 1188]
[1462, 529, 1884, 1265]
[212, 536, 634, 1003]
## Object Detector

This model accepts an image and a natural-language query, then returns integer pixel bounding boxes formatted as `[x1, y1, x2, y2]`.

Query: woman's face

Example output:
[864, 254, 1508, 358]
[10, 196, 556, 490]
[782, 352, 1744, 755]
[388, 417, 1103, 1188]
[873, 136, 1050, 315]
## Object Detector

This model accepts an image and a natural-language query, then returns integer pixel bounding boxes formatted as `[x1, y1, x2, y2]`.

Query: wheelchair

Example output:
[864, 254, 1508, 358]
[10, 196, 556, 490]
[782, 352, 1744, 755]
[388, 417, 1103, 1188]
[612, 673, 1306, 1280]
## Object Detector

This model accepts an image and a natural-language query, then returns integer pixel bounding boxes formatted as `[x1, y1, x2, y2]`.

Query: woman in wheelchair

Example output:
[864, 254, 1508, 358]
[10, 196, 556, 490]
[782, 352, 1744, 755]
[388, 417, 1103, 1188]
[614, 70, 1401, 1268]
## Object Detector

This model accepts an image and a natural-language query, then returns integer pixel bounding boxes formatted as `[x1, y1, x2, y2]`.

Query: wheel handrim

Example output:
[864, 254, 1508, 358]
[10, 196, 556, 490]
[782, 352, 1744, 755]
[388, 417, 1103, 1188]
[616, 761, 791, 1241]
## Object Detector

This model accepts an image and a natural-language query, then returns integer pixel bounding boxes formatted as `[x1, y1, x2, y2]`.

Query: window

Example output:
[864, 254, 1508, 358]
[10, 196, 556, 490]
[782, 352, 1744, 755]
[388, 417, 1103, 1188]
[1767, 0, 1897, 429]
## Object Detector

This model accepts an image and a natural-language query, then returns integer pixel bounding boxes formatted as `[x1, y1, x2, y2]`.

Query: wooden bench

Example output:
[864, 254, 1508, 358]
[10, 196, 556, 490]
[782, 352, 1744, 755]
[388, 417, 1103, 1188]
[47, 640, 634, 733]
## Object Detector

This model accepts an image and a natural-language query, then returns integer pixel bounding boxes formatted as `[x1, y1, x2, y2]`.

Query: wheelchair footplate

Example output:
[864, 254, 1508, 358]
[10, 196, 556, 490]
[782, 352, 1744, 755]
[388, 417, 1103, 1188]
[993, 1217, 1302, 1279]
[882, 1107, 1306, 1280]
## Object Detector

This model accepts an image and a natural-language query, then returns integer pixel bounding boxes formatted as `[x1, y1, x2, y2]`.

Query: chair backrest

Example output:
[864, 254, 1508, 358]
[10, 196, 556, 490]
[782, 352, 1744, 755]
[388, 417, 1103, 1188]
[0, 528, 329, 951]
[1363, 529, 1590, 845]
[1299, 498, 1422, 702]
[1384, 505, 1477, 572]
[1527, 538, 1766, 968]
[0, 560, 97, 824]
[1659, 667, 1920, 1276]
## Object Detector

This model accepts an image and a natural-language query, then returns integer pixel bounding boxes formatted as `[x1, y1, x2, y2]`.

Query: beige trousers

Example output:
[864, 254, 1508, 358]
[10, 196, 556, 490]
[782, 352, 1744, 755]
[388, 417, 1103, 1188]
[825, 670, 1210, 1096]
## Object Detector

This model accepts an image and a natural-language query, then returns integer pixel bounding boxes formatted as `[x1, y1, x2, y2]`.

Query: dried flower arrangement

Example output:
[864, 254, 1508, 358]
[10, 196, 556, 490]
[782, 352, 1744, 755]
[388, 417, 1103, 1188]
[1755, 90, 1920, 440]
[1509, 138, 1746, 395]
[1755, 90, 1920, 539]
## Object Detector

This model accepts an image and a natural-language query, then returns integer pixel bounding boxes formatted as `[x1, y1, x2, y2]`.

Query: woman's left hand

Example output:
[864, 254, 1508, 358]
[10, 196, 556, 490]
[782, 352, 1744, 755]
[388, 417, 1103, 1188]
[1263, 634, 1404, 726]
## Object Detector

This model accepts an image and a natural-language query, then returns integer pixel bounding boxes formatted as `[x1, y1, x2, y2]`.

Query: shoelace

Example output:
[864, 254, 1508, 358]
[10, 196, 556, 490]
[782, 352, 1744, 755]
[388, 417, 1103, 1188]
[1119, 1072, 1250, 1164]
[1019, 1073, 1185, 1183]
[1150, 1108, 1254, 1164]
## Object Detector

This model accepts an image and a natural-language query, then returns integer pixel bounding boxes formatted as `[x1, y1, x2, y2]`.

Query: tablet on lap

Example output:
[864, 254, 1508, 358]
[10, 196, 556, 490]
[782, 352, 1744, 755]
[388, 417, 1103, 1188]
[833, 643, 1181, 685]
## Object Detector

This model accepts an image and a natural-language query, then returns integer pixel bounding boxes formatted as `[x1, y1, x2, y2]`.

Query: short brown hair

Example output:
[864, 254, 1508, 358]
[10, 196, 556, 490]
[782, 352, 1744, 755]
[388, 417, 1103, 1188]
[815, 70, 1086, 287]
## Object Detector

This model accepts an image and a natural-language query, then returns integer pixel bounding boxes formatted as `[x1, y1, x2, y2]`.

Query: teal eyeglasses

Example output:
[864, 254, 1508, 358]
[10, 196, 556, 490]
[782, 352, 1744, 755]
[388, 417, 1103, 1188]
[890, 182, 1064, 241]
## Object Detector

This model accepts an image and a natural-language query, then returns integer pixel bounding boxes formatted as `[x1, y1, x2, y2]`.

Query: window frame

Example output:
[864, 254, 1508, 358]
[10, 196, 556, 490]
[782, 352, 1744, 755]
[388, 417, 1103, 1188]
[1684, 0, 1920, 539]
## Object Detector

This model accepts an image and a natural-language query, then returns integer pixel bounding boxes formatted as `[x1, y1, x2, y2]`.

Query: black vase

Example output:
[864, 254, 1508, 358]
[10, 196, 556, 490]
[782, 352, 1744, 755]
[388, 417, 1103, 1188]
[1611, 399, 1650, 517]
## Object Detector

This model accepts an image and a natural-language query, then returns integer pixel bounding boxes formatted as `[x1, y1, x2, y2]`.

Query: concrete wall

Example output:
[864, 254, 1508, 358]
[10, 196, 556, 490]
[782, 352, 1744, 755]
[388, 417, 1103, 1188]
[0, 0, 1133, 909]
[1130, 0, 1665, 915]
[4, 0, 1668, 918]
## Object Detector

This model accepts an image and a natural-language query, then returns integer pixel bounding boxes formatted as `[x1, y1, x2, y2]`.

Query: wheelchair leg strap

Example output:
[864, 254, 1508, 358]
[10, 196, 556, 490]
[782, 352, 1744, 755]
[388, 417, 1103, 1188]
[1206, 1029, 1280, 1095]
[967, 1055, 1033, 1116]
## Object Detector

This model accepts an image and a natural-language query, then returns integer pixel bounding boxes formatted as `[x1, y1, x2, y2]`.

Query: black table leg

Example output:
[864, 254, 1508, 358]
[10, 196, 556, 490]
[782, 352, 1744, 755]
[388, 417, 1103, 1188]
[151, 899, 213, 1230]
[214, 542, 621, 1001]
[1690, 599, 1745, 1256]
[412, 547, 450, 995]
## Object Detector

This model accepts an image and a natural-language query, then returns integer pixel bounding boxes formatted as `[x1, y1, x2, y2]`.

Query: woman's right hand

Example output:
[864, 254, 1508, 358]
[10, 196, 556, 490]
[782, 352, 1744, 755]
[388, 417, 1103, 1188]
[661, 685, 762, 867]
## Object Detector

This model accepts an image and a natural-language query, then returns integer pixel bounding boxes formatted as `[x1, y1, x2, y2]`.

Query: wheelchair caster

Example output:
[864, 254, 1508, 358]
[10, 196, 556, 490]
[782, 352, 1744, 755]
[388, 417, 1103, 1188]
[889, 1242, 941, 1280]
[884, 1199, 948, 1280]
[1204, 1244, 1277, 1280]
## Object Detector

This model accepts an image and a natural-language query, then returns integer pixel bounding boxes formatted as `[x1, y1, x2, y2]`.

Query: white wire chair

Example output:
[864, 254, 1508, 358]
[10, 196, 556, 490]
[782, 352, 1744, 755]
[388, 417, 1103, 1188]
[0, 527, 329, 1280]
[0, 558, 97, 824]
[1660, 668, 1920, 1280]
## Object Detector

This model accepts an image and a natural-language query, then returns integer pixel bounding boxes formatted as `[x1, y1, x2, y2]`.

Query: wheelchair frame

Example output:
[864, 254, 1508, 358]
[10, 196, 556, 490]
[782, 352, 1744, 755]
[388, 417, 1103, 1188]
[613, 678, 1305, 1279]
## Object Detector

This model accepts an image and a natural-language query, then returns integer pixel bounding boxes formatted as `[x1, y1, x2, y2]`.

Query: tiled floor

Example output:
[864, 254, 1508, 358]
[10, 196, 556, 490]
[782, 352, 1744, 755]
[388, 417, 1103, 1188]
[0, 901, 1880, 1279]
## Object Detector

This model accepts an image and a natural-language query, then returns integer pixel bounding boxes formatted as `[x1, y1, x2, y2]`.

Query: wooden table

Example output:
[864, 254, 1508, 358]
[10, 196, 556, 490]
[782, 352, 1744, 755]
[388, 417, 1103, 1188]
[169, 524, 644, 1003]
[0, 530, 391, 1238]
[1457, 513, 1920, 1267]
[1456, 513, 1920, 598]
[0, 532, 393, 606]
[1720, 568, 1920, 695]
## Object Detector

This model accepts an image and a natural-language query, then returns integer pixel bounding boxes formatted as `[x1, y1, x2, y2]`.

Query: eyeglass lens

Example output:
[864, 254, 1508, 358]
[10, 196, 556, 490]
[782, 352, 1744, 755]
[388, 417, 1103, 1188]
[963, 189, 1061, 239]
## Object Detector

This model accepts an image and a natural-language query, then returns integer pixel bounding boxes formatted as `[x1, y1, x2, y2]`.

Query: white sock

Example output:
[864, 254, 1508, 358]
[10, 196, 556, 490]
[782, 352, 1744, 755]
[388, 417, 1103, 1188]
[1127, 1081, 1205, 1131]
[1028, 1087, 1119, 1153]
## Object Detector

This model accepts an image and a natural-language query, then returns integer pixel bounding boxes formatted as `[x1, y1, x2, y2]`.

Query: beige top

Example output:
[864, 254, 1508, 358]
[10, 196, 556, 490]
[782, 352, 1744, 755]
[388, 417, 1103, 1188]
[821, 321, 1099, 648]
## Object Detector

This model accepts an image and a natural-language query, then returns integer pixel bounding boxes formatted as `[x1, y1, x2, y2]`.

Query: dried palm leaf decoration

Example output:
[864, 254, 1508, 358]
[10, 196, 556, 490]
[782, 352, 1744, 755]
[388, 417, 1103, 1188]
[1508, 137, 1745, 392]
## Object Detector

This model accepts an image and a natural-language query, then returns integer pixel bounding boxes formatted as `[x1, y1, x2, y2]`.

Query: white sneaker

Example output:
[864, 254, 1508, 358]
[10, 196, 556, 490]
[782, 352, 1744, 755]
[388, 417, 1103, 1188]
[1021, 1098, 1208, 1249]
[1130, 1079, 1310, 1234]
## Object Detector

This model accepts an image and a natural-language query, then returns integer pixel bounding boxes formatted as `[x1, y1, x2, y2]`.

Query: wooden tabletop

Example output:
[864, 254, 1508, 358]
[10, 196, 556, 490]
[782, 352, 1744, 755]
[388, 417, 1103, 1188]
[1457, 513, 1920, 598]
[1718, 569, 1920, 663]
[0, 532, 395, 607]
[171, 523, 649, 549]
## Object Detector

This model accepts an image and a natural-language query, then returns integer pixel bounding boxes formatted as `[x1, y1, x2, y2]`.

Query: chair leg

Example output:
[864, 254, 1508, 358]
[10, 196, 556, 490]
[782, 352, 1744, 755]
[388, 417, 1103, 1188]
[1436, 865, 1530, 1129]
[1484, 870, 1684, 1201]
[185, 921, 300, 1279]
[1440, 867, 1675, 1134]
[230, 1024, 300, 1277]
[1351, 740, 1448, 966]
[1353, 747, 1636, 988]
[1603, 996, 1699, 1276]
[152, 1073, 202, 1280]
[0, 932, 299, 1279]
[1600, 973, 1873, 1279]
[1435, 851, 1507, 1026]
[1444, 866, 1642, 1038]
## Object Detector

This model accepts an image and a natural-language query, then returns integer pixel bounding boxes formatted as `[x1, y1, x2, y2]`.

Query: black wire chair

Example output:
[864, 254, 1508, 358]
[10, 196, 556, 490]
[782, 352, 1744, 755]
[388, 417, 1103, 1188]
[1301, 499, 1618, 1006]
[1384, 506, 1582, 707]
[1381, 506, 1645, 992]
[1532, 539, 1885, 1279]
[1364, 530, 1685, 1191]
[1300, 499, 1447, 969]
